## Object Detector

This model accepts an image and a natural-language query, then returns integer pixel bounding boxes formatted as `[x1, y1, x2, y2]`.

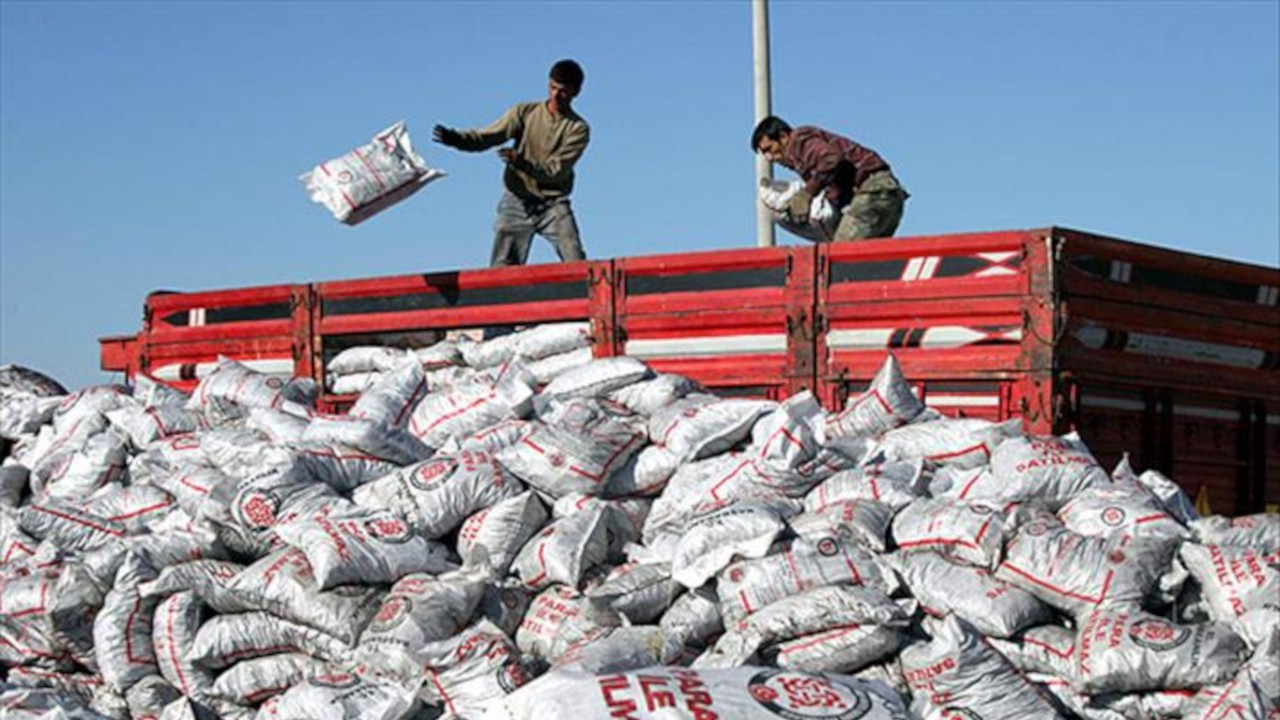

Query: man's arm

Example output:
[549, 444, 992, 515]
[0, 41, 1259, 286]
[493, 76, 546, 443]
[506, 122, 589, 185]
[436, 105, 523, 152]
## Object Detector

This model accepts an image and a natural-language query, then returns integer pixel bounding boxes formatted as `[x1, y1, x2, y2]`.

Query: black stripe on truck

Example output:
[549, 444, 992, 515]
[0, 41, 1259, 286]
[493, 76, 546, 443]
[626, 267, 788, 295]
[323, 280, 588, 316]
[162, 302, 292, 327]
[1070, 256, 1262, 303]
[829, 260, 906, 283]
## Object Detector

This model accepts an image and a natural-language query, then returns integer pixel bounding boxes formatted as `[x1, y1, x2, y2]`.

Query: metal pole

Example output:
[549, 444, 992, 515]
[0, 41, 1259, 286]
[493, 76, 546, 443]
[752, 0, 775, 248]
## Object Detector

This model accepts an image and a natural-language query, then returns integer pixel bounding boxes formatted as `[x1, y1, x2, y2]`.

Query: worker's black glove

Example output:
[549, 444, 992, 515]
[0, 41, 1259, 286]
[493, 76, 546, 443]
[432, 124, 461, 148]
[788, 188, 813, 224]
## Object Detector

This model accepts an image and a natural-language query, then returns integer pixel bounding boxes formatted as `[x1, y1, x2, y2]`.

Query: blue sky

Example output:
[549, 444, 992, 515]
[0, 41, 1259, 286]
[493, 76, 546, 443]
[2, 1, 1277, 389]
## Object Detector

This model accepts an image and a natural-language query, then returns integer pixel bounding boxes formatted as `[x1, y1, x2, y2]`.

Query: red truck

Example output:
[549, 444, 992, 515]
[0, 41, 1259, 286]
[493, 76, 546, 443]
[99, 227, 1279, 516]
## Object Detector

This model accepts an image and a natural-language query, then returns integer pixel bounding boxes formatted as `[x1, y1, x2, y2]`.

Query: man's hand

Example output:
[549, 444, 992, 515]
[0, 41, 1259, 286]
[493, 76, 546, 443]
[432, 124, 461, 147]
[787, 188, 813, 224]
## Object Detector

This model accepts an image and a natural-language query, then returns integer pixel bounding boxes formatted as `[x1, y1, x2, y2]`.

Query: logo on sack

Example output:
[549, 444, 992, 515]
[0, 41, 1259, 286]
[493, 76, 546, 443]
[236, 491, 280, 530]
[747, 670, 872, 719]
[548, 452, 566, 468]
[1107, 550, 1127, 564]
[410, 459, 454, 491]
[309, 671, 360, 689]
[969, 504, 994, 516]
[368, 596, 413, 633]
[1024, 521, 1050, 537]
[1128, 618, 1190, 651]
[816, 538, 839, 557]
[366, 516, 412, 543]
[1101, 507, 1126, 527]
[496, 660, 528, 693]
[940, 708, 984, 720]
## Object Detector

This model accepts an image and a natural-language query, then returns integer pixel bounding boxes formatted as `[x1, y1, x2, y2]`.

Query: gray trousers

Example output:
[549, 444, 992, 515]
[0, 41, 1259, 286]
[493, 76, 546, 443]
[834, 170, 909, 241]
[491, 190, 586, 266]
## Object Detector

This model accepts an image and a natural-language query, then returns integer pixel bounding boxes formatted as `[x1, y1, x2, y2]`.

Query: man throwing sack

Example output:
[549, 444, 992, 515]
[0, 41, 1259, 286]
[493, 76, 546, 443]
[752, 116, 909, 241]
[434, 59, 590, 266]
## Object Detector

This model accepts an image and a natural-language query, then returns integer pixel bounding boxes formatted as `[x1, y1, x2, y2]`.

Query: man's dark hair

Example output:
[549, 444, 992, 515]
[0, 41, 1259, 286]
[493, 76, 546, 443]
[550, 59, 585, 89]
[751, 116, 791, 151]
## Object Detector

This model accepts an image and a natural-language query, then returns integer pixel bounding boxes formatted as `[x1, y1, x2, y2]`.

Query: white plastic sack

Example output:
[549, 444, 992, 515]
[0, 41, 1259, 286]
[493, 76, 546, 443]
[496, 399, 644, 498]
[274, 508, 455, 590]
[660, 586, 724, 649]
[326, 347, 410, 376]
[759, 178, 840, 242]
[106, 405, 207, 449]
[607, 373, 695, 417]
[408, 366, 534, 448]
[804, 460, 924, 513]
[416, 619, 528, 718]
[255, 671, 416, 720]
[225, 548, 380, 643]
[39, 430, 130, 499]
[585, 562, 681, 625]
[980, 433, 1112, 510]
[352, 567, 488, 681]
[892, 498, 1008, 569]
[211, 653, 327, 707]
[1058, 480, 1190, 540]
[83, 484, 176, 534]
[18, 498, 125, 552]
[1074, 606, 1245, 694]
[705, 585, 909, 668]
[648, 396, 775, 462]
[997, 515, 1180, 618]
[899, 615, 1061, 720]
[985, 624, 1077, 678]
[93, 555, 160, 692]
[671, 501, 786, 589]
[770, 624, 907, 675]
[302, 415, 431, 466]
[526, 346, 594, 385]
[352, 450, 524, 538]
[749, 391, 824, 478]
[553, 625, 682, 674]
[152, 592, 214, 700]
[536, 356, 650, 406]
[140, 559, 253, 614]
[511, 504, 609, 591]
[1191, 513, 1280, 553]
[1180, 542, 1280, 646]
[718, 536, 898, 624]
[485, 665, 913, 720]
[514, 585, 607, 661]
[0, 364, 67, 399]
[788, 499, 894, 553]
[873, 418, 1023, 471]
[1181, 628, 1280, 720]
[300, 120, 444, 224]
[892, 551, 1052, 638]
[457, 491, 549, 576]
[188, 611, 351, 669]
[347, 359, 429, 429]
[126, 676, 182, 720]
[826, 355, 924, 440]
[187, 358, 314, 415]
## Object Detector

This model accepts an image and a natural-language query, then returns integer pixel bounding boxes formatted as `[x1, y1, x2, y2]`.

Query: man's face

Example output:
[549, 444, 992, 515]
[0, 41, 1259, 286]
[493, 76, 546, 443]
[756, 133, 788, 163]
[548, 78, 580, 106]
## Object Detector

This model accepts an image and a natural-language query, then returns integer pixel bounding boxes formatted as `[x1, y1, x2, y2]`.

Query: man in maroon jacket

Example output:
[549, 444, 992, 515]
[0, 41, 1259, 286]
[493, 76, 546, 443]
[752, 116, 908, 241]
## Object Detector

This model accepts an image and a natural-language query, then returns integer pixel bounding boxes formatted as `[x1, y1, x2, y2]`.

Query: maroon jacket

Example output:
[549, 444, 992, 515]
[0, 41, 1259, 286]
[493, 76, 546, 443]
[782, 126, 890, 209]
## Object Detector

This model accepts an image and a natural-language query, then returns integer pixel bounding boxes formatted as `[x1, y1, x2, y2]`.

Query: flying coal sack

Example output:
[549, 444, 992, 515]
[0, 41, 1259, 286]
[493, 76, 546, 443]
[300, 120, 446, 225]
[0, 344, 1274, 720]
